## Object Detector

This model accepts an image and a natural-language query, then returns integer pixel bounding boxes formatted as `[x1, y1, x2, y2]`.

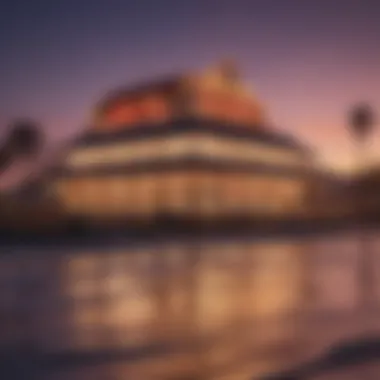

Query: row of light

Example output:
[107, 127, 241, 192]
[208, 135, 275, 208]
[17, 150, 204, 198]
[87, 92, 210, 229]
[66, 134, 307, 169]
[55, 174, 303, 216]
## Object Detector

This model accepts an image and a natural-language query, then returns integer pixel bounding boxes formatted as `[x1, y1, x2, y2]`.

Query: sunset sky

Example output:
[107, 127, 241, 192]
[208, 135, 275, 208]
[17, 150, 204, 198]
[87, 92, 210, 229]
[1, 0, 380, 176]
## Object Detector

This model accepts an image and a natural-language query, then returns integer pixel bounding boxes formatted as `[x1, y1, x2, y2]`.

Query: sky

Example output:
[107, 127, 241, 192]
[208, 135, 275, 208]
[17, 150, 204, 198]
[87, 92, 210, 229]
[1, 0, 380, 180]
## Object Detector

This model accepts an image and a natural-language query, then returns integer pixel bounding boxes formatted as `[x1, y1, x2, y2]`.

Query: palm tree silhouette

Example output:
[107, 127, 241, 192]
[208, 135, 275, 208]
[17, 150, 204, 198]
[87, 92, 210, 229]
[0, 119, 44, 174]
[348, 104, 376, 311]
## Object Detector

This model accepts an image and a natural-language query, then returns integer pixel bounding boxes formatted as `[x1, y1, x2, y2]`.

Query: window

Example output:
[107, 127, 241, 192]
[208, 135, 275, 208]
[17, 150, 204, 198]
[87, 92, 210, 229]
[138, 176, 156, 216]
[67, 179, 87, 213]
[165, 173, 187, 214]
[124, 178, 139, 215]
[109, 177, 126, 213]
[196, 173, 217, 217]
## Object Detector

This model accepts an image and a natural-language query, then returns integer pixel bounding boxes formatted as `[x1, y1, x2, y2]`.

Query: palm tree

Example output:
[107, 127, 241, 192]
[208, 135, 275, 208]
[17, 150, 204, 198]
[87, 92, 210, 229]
[348, 104, 376, 311]
[7, 119, 44, 157]
[0, 140, 13, 173]
[0, 119, 44, 174]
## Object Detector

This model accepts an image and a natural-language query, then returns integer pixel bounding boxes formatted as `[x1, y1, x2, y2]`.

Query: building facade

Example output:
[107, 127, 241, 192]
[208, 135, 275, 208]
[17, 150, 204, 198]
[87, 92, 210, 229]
[50, 63, 315, 224]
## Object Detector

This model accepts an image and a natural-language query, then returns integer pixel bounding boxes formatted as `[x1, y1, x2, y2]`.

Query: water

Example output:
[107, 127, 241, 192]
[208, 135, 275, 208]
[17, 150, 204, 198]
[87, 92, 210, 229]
[1, 229, 380, 379]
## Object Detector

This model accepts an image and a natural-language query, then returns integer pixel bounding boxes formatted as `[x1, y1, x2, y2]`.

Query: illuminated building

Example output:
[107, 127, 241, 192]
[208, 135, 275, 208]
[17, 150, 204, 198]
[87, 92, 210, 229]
[0, 63, 346, 380]
[50, 62, 314, 225]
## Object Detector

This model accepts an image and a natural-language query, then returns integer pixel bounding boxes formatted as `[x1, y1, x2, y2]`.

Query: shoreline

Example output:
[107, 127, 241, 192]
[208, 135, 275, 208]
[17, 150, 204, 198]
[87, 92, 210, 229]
[0, 216, 377, 251]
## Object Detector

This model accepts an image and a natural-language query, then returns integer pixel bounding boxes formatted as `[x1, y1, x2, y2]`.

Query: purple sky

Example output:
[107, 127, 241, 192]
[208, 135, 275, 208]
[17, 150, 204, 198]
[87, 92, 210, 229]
[1, 0, 380, 176]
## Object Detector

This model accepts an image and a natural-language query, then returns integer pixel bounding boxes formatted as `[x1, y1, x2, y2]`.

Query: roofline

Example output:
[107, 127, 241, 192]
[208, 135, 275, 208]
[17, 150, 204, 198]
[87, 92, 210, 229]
[96, 75, 183, 112]
[72, 117, 310, 153]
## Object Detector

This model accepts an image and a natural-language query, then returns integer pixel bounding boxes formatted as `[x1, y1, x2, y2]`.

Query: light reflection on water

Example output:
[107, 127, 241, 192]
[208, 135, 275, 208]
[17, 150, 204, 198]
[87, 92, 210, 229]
[1, 230, 380, 379]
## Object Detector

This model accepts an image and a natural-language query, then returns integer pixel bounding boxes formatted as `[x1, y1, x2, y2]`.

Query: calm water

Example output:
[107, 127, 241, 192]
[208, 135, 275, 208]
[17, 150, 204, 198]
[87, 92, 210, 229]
[1, 229, 380, 379]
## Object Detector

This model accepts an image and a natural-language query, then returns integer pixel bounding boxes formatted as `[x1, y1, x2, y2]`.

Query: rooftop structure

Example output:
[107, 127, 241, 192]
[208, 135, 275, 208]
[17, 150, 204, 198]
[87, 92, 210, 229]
[93, 61, 266, 131]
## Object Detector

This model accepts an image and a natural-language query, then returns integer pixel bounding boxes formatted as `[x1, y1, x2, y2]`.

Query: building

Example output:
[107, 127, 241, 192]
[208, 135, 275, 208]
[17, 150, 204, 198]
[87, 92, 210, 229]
[50, 62, 315, 226]
[0, 63, 356, 380]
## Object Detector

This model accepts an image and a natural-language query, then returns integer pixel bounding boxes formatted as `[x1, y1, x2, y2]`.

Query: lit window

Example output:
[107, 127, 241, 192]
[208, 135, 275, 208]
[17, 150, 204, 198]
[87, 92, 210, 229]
[165, 173, 187, 214]
[124, 178, 138, 216]
[138, 176, 155, 216]
[198, 173, 218, 217]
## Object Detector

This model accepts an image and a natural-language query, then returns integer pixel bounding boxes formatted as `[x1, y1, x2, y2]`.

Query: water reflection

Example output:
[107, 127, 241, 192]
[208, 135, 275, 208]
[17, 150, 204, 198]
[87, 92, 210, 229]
[0, 231, 380, 379]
